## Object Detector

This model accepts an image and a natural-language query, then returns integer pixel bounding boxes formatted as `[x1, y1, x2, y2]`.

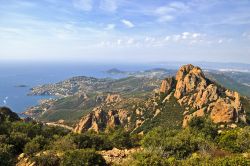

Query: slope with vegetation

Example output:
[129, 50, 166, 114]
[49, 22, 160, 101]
[74, 64, 249, 133]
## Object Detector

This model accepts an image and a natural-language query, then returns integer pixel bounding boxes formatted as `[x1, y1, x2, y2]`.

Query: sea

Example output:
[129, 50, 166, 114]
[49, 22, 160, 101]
[0, 62, 157, 114]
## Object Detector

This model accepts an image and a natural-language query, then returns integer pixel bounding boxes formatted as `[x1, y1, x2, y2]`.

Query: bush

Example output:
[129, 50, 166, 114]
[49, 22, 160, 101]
[130, 150, 169, 166]
[141, 127, 213, 159]
[0, 120, 12, 135]
[0, 144, 15, 166]
[213, 156, 250, 166]
[141, 127, 178, 149]
[108, 128, 133, 149]
[33, 151, 60, 166]
[49, 135, 76, 151]
[235, 127, 250, 152]
[61, 149, 107, 166]
[24, 136, 48, 155]
[218, 127, 250, 153]
[11, 121, 43, 138]
[8, 132, 30, 154]
[188, 117, 218, 140]
[72, 132, 112, 150]
[41, 125, 70, 138]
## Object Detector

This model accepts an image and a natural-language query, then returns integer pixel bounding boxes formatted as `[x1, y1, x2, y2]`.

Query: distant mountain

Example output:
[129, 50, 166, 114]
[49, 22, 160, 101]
[106, 68, 126, 74]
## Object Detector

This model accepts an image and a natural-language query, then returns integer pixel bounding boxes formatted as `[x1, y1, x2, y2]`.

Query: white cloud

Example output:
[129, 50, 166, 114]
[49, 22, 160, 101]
[73, 0, 93, 11]
[155, 1, 189, 23]
[173, 35, 181, 42]
[242, 32, 250, 39]
[157, 15, 174, 22]
[117, 39, 122, 45]
[121, 19, 135, 28]
[182, 32, 190, 39]
[155, 6, 175, 15]
[100, 0, 117, 12]
[192, 33, 201, 38]
[169, 1, 189, 11]
[105, 24, 116, 30]
[145, 37, 155, 42]
[218, 39, 223, 44]
[164, 36, 170, 41]
[127, 38, 135, 44]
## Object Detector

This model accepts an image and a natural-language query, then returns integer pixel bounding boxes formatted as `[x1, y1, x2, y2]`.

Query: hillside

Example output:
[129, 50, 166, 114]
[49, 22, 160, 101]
[206, 72, 250, 97]
[74, 64, 250, 133]
[25, 76, 161, 124]
[24, 65, 250, 129]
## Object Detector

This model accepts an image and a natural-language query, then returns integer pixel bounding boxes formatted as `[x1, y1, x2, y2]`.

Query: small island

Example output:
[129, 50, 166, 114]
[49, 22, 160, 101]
[106, 68, 126, 74]
[15, 84, 28, 88]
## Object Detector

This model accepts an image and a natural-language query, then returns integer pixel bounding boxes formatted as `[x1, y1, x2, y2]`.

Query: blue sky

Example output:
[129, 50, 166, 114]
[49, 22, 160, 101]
[0, 0, 250, 63]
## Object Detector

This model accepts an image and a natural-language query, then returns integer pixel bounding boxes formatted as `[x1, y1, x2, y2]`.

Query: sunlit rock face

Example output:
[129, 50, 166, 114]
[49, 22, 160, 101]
[159, 64, 247, 127]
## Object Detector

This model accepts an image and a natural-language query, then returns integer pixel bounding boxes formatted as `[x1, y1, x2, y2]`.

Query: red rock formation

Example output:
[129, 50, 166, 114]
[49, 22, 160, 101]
[159, 64, 247, 127]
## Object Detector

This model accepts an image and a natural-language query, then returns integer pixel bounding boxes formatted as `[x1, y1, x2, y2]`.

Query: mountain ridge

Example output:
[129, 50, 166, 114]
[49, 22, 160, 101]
[74, 64, 249, 133]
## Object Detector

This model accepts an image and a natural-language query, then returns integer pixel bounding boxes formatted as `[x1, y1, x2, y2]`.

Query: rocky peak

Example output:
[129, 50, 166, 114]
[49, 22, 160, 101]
[159, 77, 176, 94]
[105, 94, 122, 104]
[74, 107, 130, 133]
[174, 64, 207, 99]
[159, 64, 247, 127]
[74, 94, 130, 133]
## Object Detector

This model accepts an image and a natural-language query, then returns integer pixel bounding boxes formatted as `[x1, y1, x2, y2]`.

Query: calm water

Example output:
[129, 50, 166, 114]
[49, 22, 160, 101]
[0, 62, 155, 113]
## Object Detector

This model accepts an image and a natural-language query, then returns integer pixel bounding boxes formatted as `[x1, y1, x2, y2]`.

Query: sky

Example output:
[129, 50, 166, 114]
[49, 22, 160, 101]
[0, 0, 250, 63]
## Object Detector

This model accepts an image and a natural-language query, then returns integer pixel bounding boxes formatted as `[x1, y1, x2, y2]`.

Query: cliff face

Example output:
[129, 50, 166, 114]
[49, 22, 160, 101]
[74, 106, 129, 133]
[160, 64, 247, 127]
[74, 94, 133, 133]
[74, 64, 249, 133]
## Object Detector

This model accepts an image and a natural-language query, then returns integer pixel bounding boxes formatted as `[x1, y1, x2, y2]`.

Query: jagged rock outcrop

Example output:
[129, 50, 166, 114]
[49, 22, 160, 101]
[74, 107, 130, 133]
[159, 64, 247, 127]
[159, 77, 176, 94]
[105, 94, 122, 104]
[100, 148, 142, 165]
[74, 92, 151, 133]
[74, 94, 131, 133]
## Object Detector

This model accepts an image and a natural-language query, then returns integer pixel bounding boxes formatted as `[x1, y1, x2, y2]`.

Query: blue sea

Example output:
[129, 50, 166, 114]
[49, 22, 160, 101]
[0, 62, 157, 113]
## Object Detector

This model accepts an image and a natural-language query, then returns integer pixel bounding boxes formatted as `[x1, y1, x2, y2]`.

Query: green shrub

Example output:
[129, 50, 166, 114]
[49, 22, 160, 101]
[41, 125, 70, 138]
[11, 121, 43, 138]
[0, 144, 15, 166]
[8, 132, 30, 154]
[108, 128, 133, 149]
[49, 135, 76, 151]
[130, 150, 168, 166]
[213, 156, 250, 166]
[141, 127, 206, 159]
[218, 127, 250, 153]
[61, 149, 107, 166]
[24, 136, 48, 155]
[33, 151, 60, 166]
[72, 132, 112, 150]
[188, 116, 218, 140]
[141, 127, 178, 149]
